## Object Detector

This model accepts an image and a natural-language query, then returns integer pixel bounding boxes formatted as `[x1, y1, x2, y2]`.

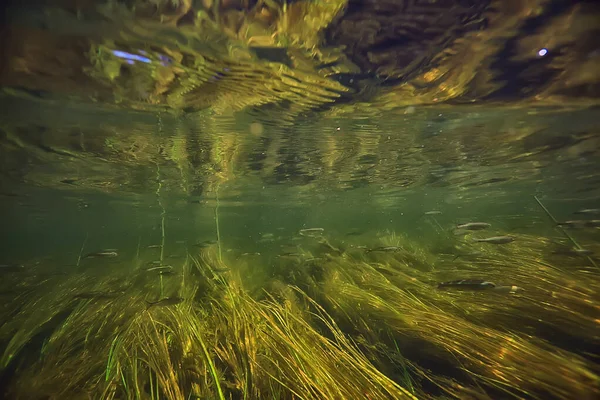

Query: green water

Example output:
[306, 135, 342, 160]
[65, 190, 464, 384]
[2, 98, 599, 400]
[1, 1, 600, 398]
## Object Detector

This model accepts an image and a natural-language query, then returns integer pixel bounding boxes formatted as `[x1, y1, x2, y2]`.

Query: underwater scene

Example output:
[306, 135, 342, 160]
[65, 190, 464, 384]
[0, 1, 599, 399]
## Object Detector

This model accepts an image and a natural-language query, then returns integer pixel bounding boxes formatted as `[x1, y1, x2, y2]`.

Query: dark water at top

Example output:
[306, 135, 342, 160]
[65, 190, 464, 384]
[0, 1, 599, 399]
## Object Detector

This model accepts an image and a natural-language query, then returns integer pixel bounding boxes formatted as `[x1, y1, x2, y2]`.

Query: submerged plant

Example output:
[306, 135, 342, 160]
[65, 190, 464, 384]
[0, 232, 598, 399]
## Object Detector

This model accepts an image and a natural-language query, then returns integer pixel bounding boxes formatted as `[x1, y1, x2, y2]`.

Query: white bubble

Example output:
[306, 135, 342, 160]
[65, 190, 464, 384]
[537, 48, 548, 57]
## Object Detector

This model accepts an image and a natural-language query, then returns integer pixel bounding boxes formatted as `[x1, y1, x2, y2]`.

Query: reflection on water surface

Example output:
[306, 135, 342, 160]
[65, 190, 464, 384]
[0, 1, 599, 399]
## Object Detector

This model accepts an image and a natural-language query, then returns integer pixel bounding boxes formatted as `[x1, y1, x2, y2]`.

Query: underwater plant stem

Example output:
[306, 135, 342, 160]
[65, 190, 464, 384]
[533, 195, 558, 224]
[215, 184, 223, 262]
[155, 161, 166, 262]
[534, 195, 579, 246]
[149, 368, 155, 399]
[156, 161, 167, 296]
[534, 195, 597, 268]
[135, 235, 141, 267]
[160, 275, 164, 299]
[76, 233, 88, 267]
[431, 216, 443, 232]
[160, 215, 165, 262]
[133, 350, 141, 399]
[197, 329, 226, 400]
[105, 334, 120, 382]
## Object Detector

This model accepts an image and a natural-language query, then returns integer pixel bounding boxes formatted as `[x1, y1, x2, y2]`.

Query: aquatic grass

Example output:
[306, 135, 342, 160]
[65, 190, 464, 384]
[356, 231, 600, 345]
[76, 233, 88, 267]
[0, 264, 162, 398]
[291, 287, 418, 399]
[295, 236, 598, 394]
[176, 309, 225, 400]
[135, 315, 185, 400]
[226, 289, 414, 398]
[98, 308, 190, 399]
[215, 183, 223, 262]
[155, 161, 167, 298]
[212, 299, 257, 397]
[105, 334, 121, 382]
[0, 273, 91, 369]
[2, 235, 599, 400]
[430, 233, 600, 343]
[534, 195, 597, 268]
[316, 252, 599, 399]
[191, 250, 418, 399]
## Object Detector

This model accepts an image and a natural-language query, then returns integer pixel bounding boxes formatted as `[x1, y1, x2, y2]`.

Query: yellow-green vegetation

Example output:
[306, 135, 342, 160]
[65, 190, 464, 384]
[0, 232, 598, 399]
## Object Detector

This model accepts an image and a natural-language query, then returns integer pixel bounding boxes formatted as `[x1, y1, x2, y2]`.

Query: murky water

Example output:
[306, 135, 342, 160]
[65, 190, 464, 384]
[1, 1, 599, 399]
